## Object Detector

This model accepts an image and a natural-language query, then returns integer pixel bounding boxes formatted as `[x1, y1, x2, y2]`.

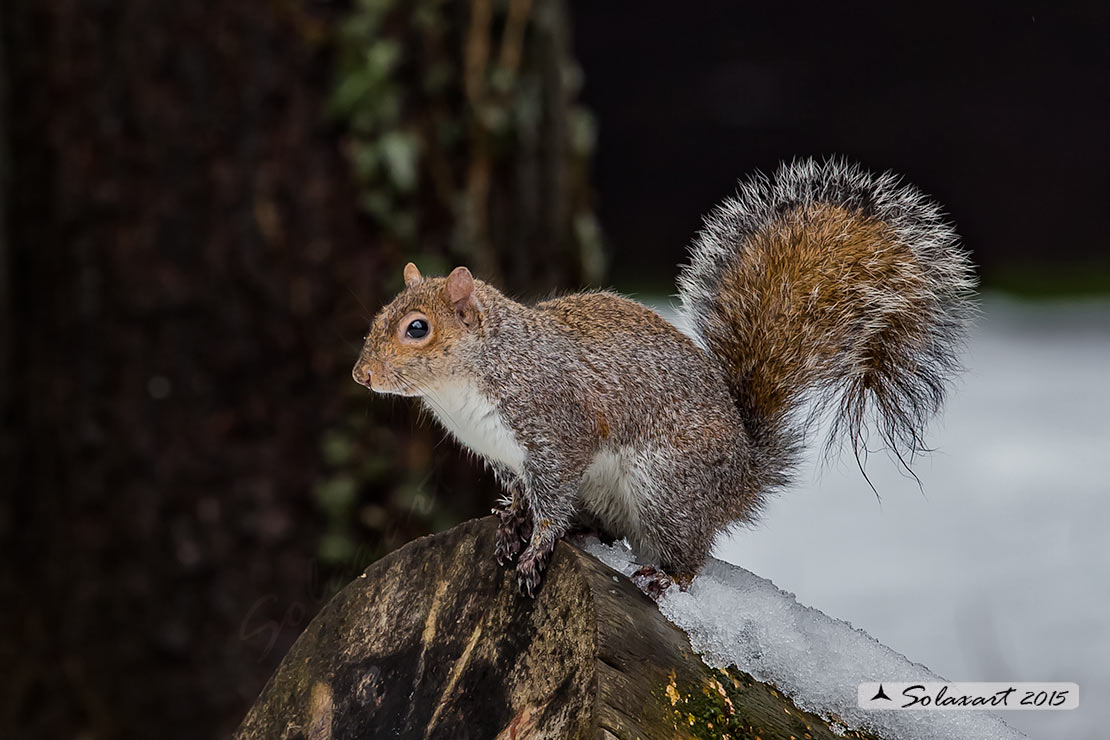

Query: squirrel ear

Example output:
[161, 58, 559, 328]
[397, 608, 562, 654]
[445, 266, 475, 313]
[403, 262, 423, 288]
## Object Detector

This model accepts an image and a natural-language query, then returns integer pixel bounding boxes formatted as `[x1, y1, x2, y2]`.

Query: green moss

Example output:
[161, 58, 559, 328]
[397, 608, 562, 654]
[659, 669, 758, 740]
[659, 666, 880, 740]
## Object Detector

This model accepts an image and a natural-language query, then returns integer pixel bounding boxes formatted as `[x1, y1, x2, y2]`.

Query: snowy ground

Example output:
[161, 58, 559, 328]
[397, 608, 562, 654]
[587, 538, 1027, 740]
[654, 295, 1110, 740]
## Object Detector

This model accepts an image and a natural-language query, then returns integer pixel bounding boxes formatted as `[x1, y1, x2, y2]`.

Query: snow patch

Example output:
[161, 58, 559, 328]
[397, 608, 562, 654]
[584, 538, 1026, 740]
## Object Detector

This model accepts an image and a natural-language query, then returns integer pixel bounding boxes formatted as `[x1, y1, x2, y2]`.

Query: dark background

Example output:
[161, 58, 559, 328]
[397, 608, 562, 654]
[575, 1, 1110, 292]
[2, 1, 1107, 738]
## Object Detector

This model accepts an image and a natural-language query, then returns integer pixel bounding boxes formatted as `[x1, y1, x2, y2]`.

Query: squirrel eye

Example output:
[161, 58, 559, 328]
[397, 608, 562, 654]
[405, 319, 429, 339]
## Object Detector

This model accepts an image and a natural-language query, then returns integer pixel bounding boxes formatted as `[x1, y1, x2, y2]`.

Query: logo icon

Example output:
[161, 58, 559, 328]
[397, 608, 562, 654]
[870, 684, 892, 701]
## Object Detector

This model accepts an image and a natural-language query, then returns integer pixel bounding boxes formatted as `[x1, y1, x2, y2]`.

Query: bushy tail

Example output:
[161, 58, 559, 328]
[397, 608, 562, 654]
[677, 158, 977, 485]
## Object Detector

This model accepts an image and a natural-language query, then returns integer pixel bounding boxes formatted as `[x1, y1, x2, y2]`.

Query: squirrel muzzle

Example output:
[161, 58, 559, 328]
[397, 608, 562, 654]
[352, 362, 373, 389]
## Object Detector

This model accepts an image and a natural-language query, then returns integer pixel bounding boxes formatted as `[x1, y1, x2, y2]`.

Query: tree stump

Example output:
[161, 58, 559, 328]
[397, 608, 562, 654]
[235, 517, 879, 739]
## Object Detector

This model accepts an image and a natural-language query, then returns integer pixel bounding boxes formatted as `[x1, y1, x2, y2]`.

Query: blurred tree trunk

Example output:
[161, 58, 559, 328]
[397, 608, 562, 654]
[0, 1, 598, 738]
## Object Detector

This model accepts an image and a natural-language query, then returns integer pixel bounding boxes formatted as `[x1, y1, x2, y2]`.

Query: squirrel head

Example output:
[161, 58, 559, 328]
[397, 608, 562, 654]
[352, 263, 483, 396]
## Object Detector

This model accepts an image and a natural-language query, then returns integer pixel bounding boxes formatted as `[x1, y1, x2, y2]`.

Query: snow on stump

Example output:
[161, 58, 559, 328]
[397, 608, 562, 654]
[234, 517, 879, 740]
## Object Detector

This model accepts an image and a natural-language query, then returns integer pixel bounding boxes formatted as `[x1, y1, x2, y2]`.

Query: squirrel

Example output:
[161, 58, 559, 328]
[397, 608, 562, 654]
[353, 158, 976, 597]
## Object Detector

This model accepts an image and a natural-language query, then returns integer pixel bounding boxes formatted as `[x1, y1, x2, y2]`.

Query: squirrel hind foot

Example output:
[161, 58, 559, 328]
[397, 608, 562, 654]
[631, 565, 695, 600]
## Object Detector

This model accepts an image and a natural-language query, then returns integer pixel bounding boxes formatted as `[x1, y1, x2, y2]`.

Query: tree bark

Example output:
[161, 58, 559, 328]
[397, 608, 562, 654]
[236, 517, 882, 740]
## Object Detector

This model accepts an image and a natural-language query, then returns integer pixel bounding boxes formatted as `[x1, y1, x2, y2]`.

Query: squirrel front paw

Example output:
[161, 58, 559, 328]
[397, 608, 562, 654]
[493, 505, 529, 565]
[494, 528, 524, 565]
[515, 543, 553, 597]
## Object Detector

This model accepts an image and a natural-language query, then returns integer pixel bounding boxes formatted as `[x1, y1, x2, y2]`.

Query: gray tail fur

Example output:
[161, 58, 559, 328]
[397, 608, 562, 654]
[677, 158, 977, 487]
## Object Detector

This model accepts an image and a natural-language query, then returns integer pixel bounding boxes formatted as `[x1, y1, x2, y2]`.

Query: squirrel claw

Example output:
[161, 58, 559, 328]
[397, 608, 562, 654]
[631, 565, 673, 600]
[493, 506, 528, 565]
[515, 545, 550, 598]
[495, 533, 523, 565]
[516, 563, 539, 597]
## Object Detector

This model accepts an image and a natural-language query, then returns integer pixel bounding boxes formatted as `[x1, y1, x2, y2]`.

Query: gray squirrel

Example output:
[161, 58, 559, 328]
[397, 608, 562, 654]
[353, 158, 976, 596]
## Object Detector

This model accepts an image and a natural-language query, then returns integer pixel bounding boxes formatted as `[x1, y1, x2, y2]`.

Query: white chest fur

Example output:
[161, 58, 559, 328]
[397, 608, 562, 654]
[422, 381, 526, 475]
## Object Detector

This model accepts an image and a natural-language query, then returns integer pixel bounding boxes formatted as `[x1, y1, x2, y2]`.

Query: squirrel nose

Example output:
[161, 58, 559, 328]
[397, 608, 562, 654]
[352, 364, 373, 388]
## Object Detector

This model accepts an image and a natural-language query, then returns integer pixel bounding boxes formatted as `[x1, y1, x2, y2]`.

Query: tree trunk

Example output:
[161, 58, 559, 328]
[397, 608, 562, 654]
[236, 517, 882, 740]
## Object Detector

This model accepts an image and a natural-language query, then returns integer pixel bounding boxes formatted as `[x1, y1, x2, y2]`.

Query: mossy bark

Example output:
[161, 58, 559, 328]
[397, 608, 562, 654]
[236, 518, 882, 740]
